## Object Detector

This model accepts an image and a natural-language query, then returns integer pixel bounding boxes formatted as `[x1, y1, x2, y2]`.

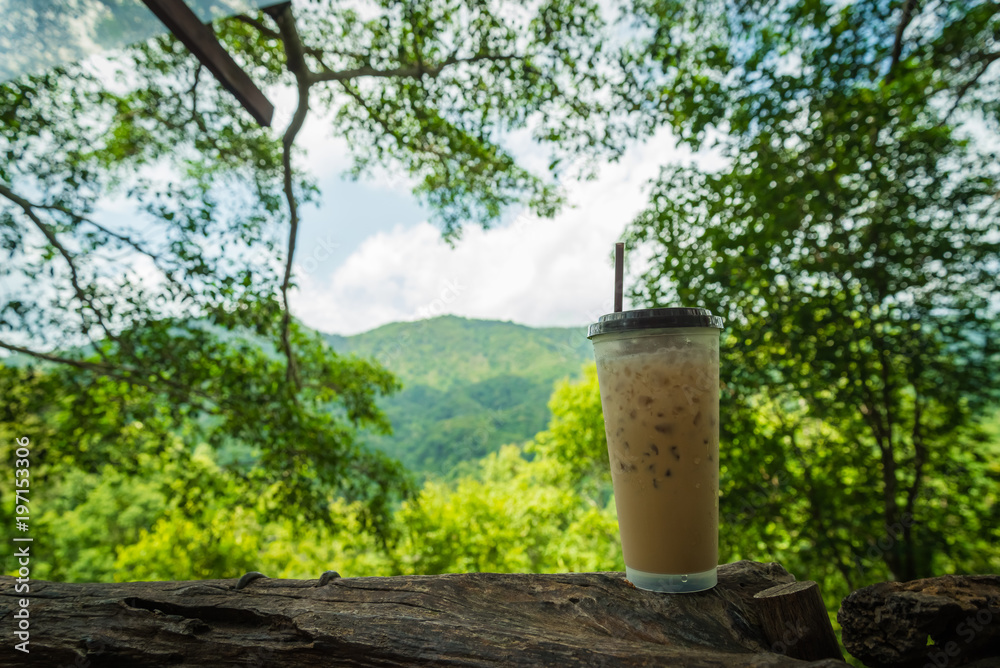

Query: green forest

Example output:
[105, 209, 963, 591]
[1, 0, 999, 657]
[324, 316, 593, 472]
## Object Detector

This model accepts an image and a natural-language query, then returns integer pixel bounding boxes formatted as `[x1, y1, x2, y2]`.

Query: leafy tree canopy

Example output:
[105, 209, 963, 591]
[1, 0, 632, 522]
[624, 0, 1000, 583]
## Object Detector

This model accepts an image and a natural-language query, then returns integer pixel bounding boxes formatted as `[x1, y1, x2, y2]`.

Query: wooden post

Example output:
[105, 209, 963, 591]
[753, 580, 844, 661]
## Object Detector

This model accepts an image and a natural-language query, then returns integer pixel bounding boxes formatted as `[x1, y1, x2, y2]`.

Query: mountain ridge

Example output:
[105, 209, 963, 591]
[322, 315, 595, 474]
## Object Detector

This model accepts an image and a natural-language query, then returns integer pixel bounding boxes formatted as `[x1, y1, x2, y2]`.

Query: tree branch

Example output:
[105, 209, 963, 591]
[269, 4, 309, 76]
[0, 183, 118, 345]
[0, 184, 184, 292]
[241, 3, 520, 86]
[188, 63, 208, 133]
[235, 5, 516, 390]
[232, 13, 366, 65]
[269, 3, 311, 388]
[772, 400, 857, 590]
[0, 338, 217, 411]
[938, 51, 1000, 126]
[0, 339, 116, 375]
[863, 306, 903, 578]
[885, 0, 918, 84]
[901, 390, 927, 578]
[829, 266, 902, 577]
[310, 53, 517, 85]
[233, 13, 282, 41]
[46, 204, 165, 265]
[338, 81, 449, 161]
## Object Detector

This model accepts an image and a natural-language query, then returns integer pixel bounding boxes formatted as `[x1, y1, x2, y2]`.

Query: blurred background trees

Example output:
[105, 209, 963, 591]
[624, 0, 1000, 595]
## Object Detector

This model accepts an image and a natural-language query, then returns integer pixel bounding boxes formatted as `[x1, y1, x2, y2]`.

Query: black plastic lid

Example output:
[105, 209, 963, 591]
[587, 307, 724, 339]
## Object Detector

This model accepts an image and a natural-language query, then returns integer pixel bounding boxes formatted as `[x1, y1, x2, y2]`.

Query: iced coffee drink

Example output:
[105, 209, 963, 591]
[589, 308, 723, 593]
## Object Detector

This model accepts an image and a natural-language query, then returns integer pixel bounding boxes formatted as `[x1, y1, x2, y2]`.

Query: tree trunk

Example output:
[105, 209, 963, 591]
[0, 560, 847, 666]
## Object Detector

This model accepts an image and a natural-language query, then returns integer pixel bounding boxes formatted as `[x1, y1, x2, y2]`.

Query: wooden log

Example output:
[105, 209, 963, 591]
[838, 574, 1000, 668]
[753, 581, 844, 661]
[0, 560, 848, 667]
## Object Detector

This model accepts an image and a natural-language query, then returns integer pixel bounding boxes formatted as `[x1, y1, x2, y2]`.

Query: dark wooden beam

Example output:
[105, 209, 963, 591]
[141, 0, 275, 127]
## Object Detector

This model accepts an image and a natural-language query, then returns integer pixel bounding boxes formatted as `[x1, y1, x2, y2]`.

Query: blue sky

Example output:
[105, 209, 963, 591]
[283, 96, 719, 336]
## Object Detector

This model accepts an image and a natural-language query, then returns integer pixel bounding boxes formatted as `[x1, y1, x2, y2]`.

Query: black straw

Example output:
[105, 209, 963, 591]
[614, 243, 624, 313]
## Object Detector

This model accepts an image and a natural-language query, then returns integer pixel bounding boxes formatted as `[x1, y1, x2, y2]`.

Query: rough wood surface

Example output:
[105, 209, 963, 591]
[0, 560, 848, 667]
[838, 574, 1000, 668]
[753, 581, 843, 661]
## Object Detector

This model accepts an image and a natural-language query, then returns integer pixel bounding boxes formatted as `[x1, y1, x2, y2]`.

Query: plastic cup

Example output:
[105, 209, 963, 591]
[588, 308, 723, 593]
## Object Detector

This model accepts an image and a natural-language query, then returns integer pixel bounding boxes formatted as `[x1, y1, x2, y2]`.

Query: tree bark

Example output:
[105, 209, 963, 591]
[0, 560, 847, 667]
[838, 573, 1000, 668]
[754, 581, 844, 662]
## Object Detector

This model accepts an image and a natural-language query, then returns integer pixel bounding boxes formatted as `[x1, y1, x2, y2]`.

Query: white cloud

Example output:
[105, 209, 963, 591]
[292, 126, 713, 336]
[283, 93, 425, 196]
